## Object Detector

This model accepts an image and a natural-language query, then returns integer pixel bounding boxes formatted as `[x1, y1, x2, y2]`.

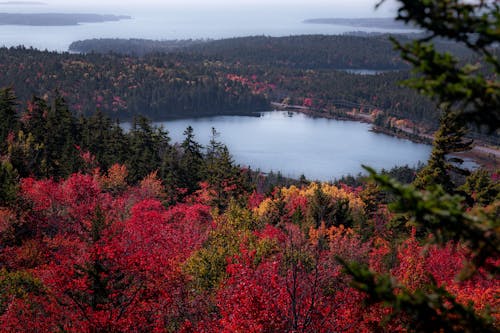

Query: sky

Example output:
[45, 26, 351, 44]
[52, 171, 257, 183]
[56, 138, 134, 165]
[28, 0, 398, 17]
[42, 0, 386, 6]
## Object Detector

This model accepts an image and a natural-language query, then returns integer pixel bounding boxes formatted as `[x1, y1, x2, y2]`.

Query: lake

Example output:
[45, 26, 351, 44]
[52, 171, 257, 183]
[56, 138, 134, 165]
[147, 111, 431, 181]
[337, 69, 399, 75]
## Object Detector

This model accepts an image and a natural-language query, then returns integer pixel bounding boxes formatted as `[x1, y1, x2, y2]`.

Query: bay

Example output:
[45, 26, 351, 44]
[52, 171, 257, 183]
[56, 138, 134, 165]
[148, 111, 431, 181]
[0, 3, 414, 51]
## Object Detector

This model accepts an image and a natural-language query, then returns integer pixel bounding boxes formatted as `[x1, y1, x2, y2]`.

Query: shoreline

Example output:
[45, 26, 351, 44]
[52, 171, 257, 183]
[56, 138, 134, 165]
[271, 102, 499, 170]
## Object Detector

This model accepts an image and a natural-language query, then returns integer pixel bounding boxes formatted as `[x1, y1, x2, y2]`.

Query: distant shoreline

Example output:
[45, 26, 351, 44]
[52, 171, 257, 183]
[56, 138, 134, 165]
[304, 18, 416, 30]
[271, 103, 499, 170]
[0, 13, 131, 26]
[0, 1, 46, 4]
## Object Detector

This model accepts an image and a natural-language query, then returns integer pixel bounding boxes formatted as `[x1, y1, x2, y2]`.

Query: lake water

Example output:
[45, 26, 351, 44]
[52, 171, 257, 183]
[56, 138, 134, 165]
[150, 111, 431, 181]
[0, 3, 412, 51]
[337, 69, 398, 75]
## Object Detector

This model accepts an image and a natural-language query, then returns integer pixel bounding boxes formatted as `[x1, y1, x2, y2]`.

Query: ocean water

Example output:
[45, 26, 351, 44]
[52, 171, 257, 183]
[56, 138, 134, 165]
[0, 2, 410, 51]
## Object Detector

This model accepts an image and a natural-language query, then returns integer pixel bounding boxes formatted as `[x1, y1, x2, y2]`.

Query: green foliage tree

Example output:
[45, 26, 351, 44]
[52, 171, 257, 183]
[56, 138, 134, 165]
[0, 160, 18, 206]
[459, 168, 500, 206]
[178, 125, 204, 193]
[384, 0, 500, 130]
[341, 0, 500, 331]
[204, 128, 243, 210]
[80, 110, 130, 171]
[127, 116, 170, 183]
[413, 110, 472, 192]
[0, 87, 18, 154]
[307, 185, 353, 228]
[14, 96, 48, 178]
[44, 92, 81, 178]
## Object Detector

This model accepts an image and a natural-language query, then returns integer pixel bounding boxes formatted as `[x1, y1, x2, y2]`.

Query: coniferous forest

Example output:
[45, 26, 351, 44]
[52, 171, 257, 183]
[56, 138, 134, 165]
[0, 0, 499, 332]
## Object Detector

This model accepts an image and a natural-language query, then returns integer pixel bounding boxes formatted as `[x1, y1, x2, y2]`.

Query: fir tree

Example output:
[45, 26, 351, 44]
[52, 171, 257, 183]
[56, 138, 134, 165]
[178, 125, 204, 193]
[0, 160, 18, 206]
[413, 110, 473, 192]
[342, 1, 500, 331]
[0, 88, 18, 154]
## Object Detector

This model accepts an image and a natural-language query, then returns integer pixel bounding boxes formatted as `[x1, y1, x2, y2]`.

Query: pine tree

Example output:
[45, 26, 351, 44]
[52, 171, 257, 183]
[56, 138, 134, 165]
[18, 96, 49, 178]
[0, 160, 18, 206]
[0, 88, 18, 154]
[204, 128, 241, 210]
[44, 92, 81, 178]
[127, 116, 170, 183]
[342, 1, 500, 331]
[413, 110, 473, 192]
[178, 125, 204, 193]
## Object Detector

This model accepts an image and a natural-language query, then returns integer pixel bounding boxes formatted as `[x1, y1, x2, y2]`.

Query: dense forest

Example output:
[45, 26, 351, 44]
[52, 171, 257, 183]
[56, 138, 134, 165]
[1, 38, 441, 128]
[67, 34, 498, 139]
[69, 38, 207, 57]
[0, 34, 485, 133]
[0, 0, 499, 331]
[69, 35, 473, 70]
[0, 86, 498, 332]
[0, 47, 268, 119]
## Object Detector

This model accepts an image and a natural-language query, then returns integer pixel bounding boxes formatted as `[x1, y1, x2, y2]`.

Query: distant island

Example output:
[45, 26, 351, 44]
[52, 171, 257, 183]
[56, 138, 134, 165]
[303, 18, 417, 30]
[0, 1, 46, 4]
[0, 13, 131, 26]
[69, 38, 208, 56]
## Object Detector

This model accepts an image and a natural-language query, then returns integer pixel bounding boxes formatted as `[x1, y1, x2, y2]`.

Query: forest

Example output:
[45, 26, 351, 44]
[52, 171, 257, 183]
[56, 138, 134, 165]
[3, 33, 491, 135]
[0, 47, 268, 119]
[0, 0, 499, 331]
[0, 38, 443, 129]
[68, 34, 497, 139]
[0, 87, 498, 332]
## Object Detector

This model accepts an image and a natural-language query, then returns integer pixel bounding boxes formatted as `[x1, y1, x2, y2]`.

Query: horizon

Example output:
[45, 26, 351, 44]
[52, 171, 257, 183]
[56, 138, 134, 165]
[0, 0, 405, 51]
[0, 0, 399, 18]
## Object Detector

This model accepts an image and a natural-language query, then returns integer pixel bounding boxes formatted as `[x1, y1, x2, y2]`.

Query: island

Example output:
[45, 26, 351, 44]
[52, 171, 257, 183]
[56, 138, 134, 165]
[303, 17, 417, 30]
[0, 12, 131, 26]
[0, 1, 46, 4]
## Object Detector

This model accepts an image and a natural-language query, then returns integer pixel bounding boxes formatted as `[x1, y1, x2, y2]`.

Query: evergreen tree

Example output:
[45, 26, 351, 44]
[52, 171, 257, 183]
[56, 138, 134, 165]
[106, 120, 130, 168]
[413, 110, 473, 192]
[459, 168, 500, 206]
[0, 160, 18, 206]
[308, 185, 353, 228]
[44, 92, 81, 178]
[19, 96, 50, 178]
[342, 1, 500, 331]
[178, 125, 204, 193]
[22, 96, 47, 147]
[80, 111, 130, 170]
[0, 87, 18, 154]
[204, 127, 241, 210]
[127, 116, 170, 183]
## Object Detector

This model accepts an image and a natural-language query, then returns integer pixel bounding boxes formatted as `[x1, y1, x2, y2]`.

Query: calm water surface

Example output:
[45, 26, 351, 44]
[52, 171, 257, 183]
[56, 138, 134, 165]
[153, 112, 431, 181]
[0, 3, 414, 51]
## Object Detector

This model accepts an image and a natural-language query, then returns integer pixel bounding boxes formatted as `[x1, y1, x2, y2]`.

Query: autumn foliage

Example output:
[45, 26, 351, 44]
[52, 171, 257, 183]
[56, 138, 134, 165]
[0, 166, 496, 332]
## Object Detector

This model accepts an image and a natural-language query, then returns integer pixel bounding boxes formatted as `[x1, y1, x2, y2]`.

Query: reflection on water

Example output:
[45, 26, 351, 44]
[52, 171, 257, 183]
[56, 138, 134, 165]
[150, 111, 431, 181]
[336, 69, 400, 75]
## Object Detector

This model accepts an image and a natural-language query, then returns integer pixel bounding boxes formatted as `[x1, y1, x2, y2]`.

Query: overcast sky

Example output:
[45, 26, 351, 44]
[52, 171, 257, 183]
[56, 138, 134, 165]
[35, 0, 398, 17]
[42, 0, 387, 5]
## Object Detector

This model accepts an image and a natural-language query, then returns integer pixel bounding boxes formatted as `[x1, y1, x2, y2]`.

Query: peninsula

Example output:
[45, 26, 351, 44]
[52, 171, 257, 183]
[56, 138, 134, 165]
[303, 17, 416, 30]
[0, 12, 131, 26]
[0, 1, 46, 4]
